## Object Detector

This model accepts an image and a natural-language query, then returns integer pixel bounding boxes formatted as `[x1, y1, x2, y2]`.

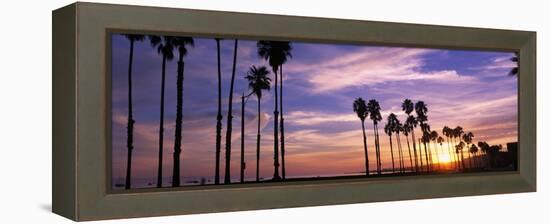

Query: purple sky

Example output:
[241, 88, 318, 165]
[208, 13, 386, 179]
[110, 34, 517, 187]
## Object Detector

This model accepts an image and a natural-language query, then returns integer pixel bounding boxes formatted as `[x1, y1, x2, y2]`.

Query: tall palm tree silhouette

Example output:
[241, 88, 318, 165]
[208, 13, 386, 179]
[257, 41, 292, 180]
[245, 66, 271, 182]
[224, 40, 239, 184]
[149, 35, 175, 188]
[123, 34, 145, 189]
[385, 113, 399, 173]
[456, 141, 466, 170]
[395, 120, 405, 173]
[402, 99, 419, 172]
[429, 130, 440, 170]
[442, 126, 457, 170]
[420, 128, 432, 171]
[437, 136, 445, 169]
[469, 144, 479, 168]
[454, 126, 465, 169]
[478, 141, 490, 168]
[415, 101, 430, 171]
[367, 99, 382, 174]
[214, 38, 223, 185]
[402, 121, 414, 172]
[353, 97, 370, 176]
[462, 131, 474, 169]
[240, 93, 249, 183]
[171, 36, 194, 187]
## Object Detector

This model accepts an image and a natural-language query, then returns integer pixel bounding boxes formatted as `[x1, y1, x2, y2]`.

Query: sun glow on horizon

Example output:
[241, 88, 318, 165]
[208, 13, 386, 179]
[438, 153, 452, 164]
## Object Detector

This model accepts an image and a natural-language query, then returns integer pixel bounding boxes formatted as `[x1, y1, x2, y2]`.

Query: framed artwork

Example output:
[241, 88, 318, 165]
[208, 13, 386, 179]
[53, 2, 536, 221]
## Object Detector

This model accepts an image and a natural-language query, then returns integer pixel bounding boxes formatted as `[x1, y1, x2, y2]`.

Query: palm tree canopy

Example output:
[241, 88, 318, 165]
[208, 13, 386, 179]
[453, 126, 464, 139]
[420, 123, 430, 134]
[257, 41, 292, 73]
[384, 113, 398, 135]
[402, 99, 414, 115]
[148, 35, 175, 60]
[421, 132, 431, 143]
[477, 141, 490, 152]
[462, 131, 474, 144]
[402, 123, 411, 136]
[245, 66, 271, 99]
[367, 99, 382, 124]
[442, 126, 450, 137]
[414, 101, 428, 122]
[470, 144, 479, 153]
[124, 34, 145, 42]
[172, 37, 195, 58]
[405, 115, 418, 128]
[429, 130, 439, 141]
[437, 136, 444, 145]
[353, 98, 368, 121]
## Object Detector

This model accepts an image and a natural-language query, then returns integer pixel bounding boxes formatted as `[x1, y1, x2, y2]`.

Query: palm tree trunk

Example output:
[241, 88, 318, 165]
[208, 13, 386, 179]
[272, 67, 281, 180]
[214, 39, 222, 185]
[411, 130, 419, 172]
[279, 65, 286, 180]
[423, 141, 432, 171]
[240, 94, 246, 183]
[256, 97, 261, 182]
[460, 149, 466, 171]
[445, 136, 453, 170]
[376, 124, 382, 174]
[125, 39, 135, 190]
[406, 135, 413, 172]
[389, 135, 395, 173]
[361, 121, 369, 176]
[396, 134, 403, 173]
[224, 40, 238, 184]
[172, 55, 185, 187]
[418, 138, 423, 172]
[156, 54, 167, 188]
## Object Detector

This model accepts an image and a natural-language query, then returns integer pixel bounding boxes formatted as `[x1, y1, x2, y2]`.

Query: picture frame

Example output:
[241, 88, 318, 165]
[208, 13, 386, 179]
[52, 2, 536, 221]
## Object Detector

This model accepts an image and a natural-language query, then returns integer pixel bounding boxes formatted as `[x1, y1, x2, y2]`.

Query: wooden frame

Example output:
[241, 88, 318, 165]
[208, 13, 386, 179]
[52, 2, 536, 221]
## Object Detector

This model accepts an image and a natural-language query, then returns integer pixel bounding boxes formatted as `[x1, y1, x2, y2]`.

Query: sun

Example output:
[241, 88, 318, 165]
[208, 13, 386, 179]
[438, 153, 452, 163]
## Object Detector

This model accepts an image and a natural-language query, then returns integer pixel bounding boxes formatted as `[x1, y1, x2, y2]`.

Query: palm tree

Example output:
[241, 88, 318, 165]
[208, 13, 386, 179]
[442, 126, 456, 170]
[245, 66, 271, 182]
[402, 121, 414, 172]
[171, 36, 194, 187]
[437, 136, 445, 169]
[240, 93, 248, 183]
[457, 141, 466, 169]
[149, 35, 175, 188]
[478, 141, 490, 169]
[385, 113, 398, 173]
[456, 141, 466, 170]
[123, 34, 145, 189]
[395, 120, 405, 173]
[353, 98, 370, 176]
[429, 130, 440, 171]
[415, 101, 430, 171]
[367, 99, 383, 174]
[402, 99, 419, 172]
[421, 129, 432, 171]
[214, 38, 223, 185]
[509, 52, 519, 76]
[462, 131, 474, 170]
[469, 144, 479, 168]
[224, 40, 239, 184]
[257, 41, 292, 180]
[453, 126, 464, 169]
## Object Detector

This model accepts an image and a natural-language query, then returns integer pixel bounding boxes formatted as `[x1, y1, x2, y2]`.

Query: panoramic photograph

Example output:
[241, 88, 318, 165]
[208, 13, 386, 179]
[110, 33, 519, 189]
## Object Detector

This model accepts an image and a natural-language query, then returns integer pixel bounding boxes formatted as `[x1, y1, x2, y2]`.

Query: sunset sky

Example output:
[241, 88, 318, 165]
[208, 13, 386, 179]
[111, 34, 518, 186]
